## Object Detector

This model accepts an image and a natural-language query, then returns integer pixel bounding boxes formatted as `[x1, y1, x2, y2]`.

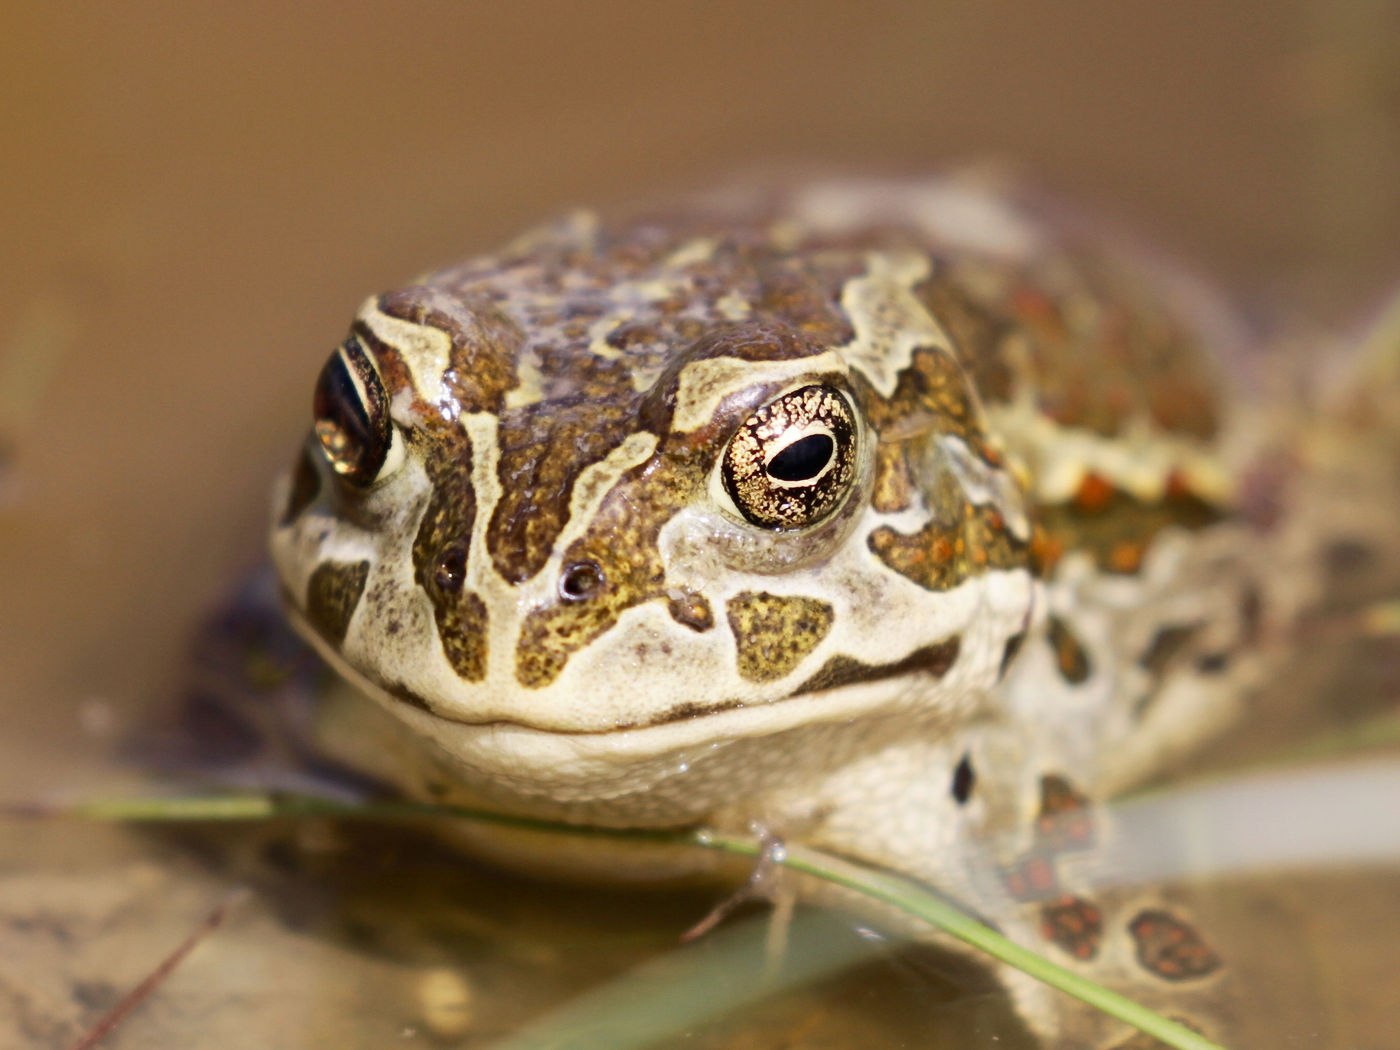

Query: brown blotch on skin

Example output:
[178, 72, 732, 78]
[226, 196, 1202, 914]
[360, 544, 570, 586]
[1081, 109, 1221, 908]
[1139, 623, 1201, 674]
[280, 447, 321, 526]
[305, 560, 370, 647]
[755, 261, 857, 345]
[998, 630, 1027, 680]
[999, 854, 1059, 902]
[605, 320, 665, 351]
[920, 275, 1016, 405]
[1036, 773, 1095, 853]
[383, 681, 434, 712]
[488, 397, 636, 584]
[726, 592, 835, 683]
[1129, 909, 1222, 981]
[434, 591, 490, 682]
[411, 427, 489, 682]
[650, 698, 745, 726]
[666, 590, 714, 632]
[1046, 615, 1092, 684]
[796, 636, 961, 695]
[1039, 894, 1103, 960]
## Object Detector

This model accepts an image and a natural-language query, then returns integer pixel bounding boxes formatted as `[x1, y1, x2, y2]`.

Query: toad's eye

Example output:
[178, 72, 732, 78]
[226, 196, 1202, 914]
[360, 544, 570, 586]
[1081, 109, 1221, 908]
[721, 385, 858, 529]
[312, 337, 394, 486]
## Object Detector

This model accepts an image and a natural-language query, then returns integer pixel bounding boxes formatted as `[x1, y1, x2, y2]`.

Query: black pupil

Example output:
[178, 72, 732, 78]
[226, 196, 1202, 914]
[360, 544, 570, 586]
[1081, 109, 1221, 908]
[766, 433, 834, 483]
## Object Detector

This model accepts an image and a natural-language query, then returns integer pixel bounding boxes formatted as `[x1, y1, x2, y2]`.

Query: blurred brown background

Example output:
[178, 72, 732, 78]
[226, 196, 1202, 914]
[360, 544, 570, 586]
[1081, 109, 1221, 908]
[2, 1, 1398, 788]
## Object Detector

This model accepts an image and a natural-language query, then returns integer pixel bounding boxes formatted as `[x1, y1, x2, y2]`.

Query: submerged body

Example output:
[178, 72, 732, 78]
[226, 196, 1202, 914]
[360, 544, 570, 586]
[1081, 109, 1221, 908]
[268, 177, 1386, 1045]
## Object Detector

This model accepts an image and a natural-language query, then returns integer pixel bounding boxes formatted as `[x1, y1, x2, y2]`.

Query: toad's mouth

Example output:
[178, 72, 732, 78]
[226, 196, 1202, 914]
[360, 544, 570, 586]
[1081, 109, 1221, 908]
[295, 617, 964, 758]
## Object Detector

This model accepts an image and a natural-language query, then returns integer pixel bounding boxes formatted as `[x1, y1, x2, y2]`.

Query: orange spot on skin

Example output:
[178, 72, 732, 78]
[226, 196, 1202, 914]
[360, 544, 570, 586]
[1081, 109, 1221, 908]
[1030, 527, 1064, 572]
[1164, 468, 1193, 501]
[1074, 472, 1115, 512]
[1109, 541, 1144, 573]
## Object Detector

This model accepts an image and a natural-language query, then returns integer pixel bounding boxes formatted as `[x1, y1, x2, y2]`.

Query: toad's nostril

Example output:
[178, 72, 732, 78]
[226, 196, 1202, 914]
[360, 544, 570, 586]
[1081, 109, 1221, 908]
[434, 544, 468, 594]
[559, 560, 604, 602]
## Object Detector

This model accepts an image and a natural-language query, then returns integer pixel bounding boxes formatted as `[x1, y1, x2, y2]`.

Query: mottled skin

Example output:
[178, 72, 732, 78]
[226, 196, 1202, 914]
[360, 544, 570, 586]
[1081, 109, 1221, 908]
[269, 176, 1341, 1046]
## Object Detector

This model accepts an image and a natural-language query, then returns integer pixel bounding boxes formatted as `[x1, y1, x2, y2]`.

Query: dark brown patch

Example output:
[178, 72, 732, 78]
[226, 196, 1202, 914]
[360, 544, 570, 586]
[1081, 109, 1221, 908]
[605, 320, 664, 351]
[411, 426, 488, 682]
[999, 855, 1059, 902]
[513, 442, 692, 689]
[726, 592, 835, 683]
[1139, 623, 1201, 673]
[434, 591, 489, 681]
[666, 590, 714, 632]
[795, 636, 961, 694]
[382, 680, 434, 712]
[304, 560, 370, 646]
[488, 396, 636, 584]
[1129, 909, 1222, 981]
[754, 259, 858, 345]
[920, 275, 1015, 405]
[950, 751, 975, 804]
[280, 447, 321, 525]
[651, 698, 745, 725]
[1039, 894, 1103, 960]
[1046, 615, 1092, 684]
[1195, 651, 1231, 674]
[998, 629, 1027, 679]
[1036, 774, 1095, 853]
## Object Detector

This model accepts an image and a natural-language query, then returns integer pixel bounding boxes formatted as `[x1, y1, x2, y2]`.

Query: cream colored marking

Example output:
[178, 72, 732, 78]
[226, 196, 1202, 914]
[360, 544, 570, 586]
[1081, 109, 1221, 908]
[716, 290, 751, 321]
[835, 250, 957, 400]
[552, 430, 660, 553]
[501, 208, 600, 258]
[663, 237, 719, 269]
[983, 400, 1232, 504]
[503, 342, 549, 409]
[790, 178, 1044, 260]
[669, 350, 848, 435]
[359, 302, 458, 419]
